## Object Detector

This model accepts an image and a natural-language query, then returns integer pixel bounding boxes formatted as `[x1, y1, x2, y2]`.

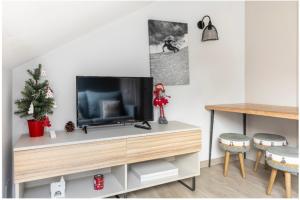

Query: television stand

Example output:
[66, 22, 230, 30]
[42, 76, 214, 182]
[134, 121, 152, 130]
[13, 121, 201, 198]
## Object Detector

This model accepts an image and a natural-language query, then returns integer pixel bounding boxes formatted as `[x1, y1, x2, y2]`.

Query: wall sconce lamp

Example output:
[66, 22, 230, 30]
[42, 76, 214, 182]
[197, 15, 219, 41]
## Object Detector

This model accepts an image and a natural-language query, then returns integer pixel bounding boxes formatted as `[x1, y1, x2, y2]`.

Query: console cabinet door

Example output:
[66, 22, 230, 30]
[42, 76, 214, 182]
[126, 130, 201, 163]
[14, 139, 126, 183]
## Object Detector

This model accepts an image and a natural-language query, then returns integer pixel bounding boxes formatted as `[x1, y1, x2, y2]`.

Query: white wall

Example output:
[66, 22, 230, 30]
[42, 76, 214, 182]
[12, 1, 245, 162]
[2, 68, 13, 198]
[245, 1, 298, 106]
[245, 1, 298, 162]
[3, 1, 152, 69]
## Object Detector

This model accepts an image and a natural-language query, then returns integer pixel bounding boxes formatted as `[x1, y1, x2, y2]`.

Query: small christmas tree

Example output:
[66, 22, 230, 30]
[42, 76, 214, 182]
[15, 64, 55, 121]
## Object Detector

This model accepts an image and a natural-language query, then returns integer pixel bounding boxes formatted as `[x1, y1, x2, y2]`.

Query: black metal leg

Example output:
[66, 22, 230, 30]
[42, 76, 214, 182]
[243, 113, 247, 159]
[178, 177, 196, 191]
[115, 193, 127, 198]
[208, 110, 215, 167]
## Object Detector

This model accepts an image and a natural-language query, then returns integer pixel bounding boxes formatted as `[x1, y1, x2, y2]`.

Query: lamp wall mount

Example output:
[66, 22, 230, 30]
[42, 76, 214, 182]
[197, 15, 211, 29]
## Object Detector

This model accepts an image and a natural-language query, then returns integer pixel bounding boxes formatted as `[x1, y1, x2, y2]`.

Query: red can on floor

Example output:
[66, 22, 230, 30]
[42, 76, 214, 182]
[94, 174, 104, 190]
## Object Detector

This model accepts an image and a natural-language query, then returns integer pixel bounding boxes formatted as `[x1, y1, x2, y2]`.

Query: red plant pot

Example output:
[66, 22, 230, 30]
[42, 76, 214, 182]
[27, 120, 45, 137]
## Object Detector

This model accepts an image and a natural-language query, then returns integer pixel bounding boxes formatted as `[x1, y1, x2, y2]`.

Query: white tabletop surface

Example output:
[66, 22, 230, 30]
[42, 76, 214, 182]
[14, 121, 200, 151]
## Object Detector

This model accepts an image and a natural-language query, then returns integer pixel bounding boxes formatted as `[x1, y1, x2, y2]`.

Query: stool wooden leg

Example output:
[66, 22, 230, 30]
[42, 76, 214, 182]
[284, 172, 291, 198]
[267, 169, 277, 195]
[254, 150, 262, 172]
[238, 152, 246, 178]
[224, 151, 230, 177]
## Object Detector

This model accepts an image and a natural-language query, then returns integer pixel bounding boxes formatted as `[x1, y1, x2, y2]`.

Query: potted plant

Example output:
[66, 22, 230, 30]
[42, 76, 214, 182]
[15, 64, 55, 137]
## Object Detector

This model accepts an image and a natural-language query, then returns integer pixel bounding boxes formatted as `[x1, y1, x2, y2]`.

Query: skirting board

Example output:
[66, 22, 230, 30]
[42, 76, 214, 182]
[200, 155, 240, 168]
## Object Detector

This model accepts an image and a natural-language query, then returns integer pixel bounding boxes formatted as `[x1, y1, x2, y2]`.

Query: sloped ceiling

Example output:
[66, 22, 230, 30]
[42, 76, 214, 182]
[3, 1, 153, 69]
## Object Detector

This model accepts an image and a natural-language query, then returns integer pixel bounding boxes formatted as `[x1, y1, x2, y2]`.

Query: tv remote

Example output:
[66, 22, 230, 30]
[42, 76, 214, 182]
[134, 124, 152, 130]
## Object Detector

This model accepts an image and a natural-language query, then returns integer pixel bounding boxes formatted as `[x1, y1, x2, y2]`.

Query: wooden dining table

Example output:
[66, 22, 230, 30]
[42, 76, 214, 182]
[205, 103, 298, 167]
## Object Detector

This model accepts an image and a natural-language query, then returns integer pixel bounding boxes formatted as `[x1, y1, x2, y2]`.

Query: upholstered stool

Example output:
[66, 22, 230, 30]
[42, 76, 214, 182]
[219, 133, 250, 178]
[266, 146, 298, 198]
[253, 133, 287, 172]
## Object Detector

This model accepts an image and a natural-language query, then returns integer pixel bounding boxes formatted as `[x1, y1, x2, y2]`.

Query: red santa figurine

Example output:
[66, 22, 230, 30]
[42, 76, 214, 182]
[153, 83, 170, 124]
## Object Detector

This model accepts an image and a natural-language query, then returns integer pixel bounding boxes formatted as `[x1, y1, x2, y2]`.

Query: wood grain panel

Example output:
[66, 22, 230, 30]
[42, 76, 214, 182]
[126, 130, 201, 163]
[14, 139, 126, 183]
[205, 103, 298, 120]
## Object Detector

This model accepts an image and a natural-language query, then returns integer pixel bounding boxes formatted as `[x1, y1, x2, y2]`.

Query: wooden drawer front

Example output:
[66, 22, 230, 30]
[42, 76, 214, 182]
[14, 139, 126, 183]
[127, 130, 201, 163]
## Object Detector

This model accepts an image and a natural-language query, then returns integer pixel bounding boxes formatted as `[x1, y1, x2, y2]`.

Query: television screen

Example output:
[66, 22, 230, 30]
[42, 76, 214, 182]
[76, 76, 153, 127]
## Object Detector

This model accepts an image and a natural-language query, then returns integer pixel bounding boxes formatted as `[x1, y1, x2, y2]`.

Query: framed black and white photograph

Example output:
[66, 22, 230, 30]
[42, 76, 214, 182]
[148, 19, 189, 85]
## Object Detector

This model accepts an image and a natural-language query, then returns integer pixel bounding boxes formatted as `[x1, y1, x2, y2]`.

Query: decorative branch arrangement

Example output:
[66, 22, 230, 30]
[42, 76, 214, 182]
[15, 64, 55, 120]
[14, 64, 55, 137]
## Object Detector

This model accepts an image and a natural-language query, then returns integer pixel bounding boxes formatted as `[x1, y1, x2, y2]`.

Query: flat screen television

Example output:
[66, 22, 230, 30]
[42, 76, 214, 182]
[76, 76, 153, 128]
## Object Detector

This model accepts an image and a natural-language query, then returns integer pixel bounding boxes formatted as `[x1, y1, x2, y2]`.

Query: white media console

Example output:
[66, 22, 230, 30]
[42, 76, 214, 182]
[13, 121, 201, 198]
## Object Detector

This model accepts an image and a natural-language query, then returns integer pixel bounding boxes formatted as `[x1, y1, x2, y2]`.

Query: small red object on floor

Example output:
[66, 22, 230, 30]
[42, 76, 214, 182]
[94, 174, 104, 190]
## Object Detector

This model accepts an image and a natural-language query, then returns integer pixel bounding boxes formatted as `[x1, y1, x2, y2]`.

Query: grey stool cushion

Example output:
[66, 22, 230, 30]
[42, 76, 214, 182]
[219, 133, 250, 153]
[266, 146, 298, 173]
[253, 133, 287, 151]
